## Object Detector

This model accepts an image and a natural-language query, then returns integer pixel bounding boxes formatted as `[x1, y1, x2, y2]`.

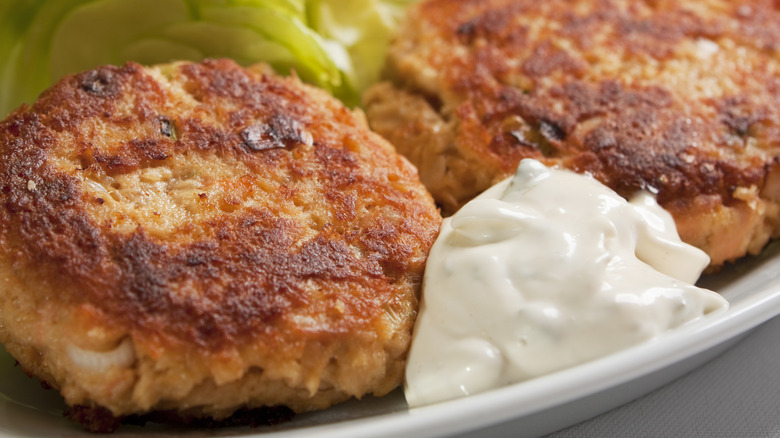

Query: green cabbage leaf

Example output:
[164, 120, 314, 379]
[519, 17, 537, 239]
[0, 0, 417, 116]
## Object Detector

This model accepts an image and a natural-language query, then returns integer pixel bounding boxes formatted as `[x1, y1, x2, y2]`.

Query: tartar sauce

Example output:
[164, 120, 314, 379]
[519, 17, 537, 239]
[405, 159, 728, 407]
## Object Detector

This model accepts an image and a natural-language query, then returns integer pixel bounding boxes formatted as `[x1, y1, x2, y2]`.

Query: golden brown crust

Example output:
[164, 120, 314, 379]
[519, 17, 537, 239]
[365, 0, 780, 266]
[0, 59, 440, 423]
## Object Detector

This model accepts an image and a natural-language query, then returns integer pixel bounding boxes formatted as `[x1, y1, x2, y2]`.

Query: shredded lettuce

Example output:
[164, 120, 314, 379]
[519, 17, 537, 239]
[0, 0, 417, 116]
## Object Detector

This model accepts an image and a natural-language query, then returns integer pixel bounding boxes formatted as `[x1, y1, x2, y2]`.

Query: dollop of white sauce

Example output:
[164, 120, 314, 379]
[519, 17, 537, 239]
[405, 159, 728, 407]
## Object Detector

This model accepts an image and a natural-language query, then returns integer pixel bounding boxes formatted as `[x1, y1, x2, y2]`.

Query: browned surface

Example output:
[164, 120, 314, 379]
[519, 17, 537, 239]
[365, 0, 780, 266]
[0, 59, 440, 424]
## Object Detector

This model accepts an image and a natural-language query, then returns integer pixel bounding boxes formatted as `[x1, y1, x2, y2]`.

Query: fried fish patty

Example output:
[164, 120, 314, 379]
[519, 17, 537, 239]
[0, 59, 440, 431]
[364, 0, 780, 266]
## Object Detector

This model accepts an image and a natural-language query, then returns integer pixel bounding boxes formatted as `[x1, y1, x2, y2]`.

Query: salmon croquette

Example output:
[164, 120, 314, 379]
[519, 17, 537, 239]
[365, 0, 780, 267]
[0, 59, 441, 431]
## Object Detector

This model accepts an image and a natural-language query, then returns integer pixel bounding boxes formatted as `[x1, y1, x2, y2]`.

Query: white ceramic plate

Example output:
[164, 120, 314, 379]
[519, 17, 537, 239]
[2, 241, 780, 438]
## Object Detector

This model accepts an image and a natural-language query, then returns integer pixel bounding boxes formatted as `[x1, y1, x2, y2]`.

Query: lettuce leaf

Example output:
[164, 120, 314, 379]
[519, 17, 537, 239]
[307, 0, 416, 101]
[0, 0, 416, 116]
